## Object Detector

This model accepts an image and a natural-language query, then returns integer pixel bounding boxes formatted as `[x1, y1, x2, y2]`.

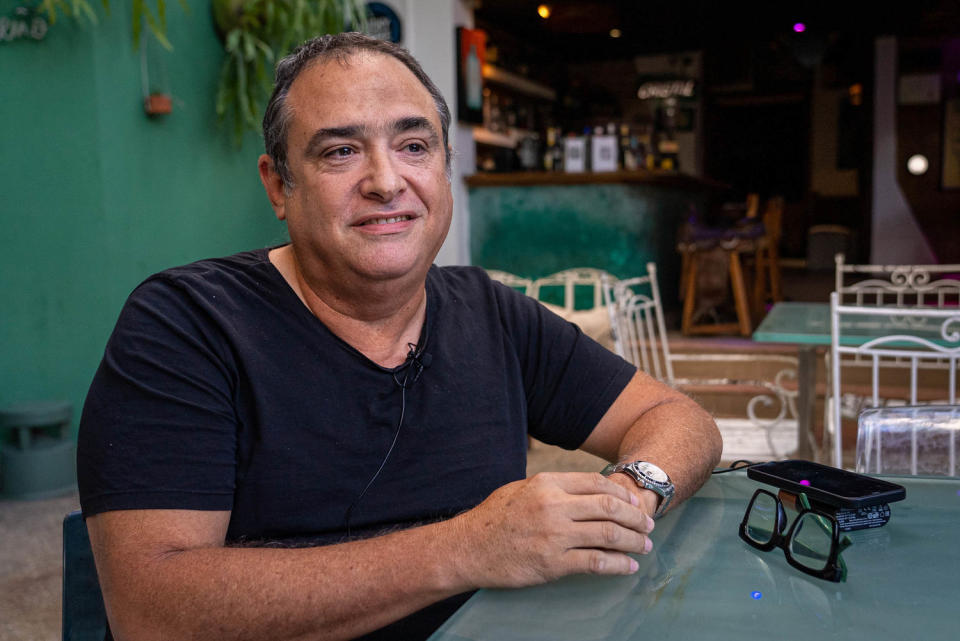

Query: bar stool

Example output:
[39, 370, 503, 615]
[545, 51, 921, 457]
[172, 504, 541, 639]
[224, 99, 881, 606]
[750, 196, 784, 319]
[678, 212, 762, 337]
[0, 400, 76, 499]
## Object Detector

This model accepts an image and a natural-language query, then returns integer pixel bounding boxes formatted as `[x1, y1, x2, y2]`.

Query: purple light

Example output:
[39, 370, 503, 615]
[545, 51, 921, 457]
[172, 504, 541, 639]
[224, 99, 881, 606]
[793, 23, 806, 33]
[799, 479, 811, 486]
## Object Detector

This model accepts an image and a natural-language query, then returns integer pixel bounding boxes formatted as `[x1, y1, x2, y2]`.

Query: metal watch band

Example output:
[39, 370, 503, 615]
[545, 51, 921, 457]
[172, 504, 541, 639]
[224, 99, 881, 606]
[601, 461, 675, 518]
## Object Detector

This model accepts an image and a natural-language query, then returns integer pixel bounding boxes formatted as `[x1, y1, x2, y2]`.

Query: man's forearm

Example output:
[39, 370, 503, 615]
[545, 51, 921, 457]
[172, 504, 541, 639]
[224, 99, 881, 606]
[94, 516, 469, 641]
[580, 371, 723, 511]
[611, 395, 721, 505]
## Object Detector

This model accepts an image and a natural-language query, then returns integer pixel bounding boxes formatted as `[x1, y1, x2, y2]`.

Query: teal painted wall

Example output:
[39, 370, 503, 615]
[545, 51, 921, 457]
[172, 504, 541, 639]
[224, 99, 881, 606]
[0, 5, 287, 437]
[469, 183, 705, 308]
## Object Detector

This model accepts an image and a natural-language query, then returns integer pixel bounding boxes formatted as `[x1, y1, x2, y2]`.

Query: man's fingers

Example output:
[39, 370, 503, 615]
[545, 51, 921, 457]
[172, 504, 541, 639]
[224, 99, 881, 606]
[568, 520, 654, 555]
[574, 492, 654, 528]
[563, 549, 641, 576]
[530, 471, 637, 505]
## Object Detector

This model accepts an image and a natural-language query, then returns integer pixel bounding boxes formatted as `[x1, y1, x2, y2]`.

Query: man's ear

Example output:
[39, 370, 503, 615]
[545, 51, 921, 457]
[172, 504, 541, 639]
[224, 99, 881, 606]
[258, 154, 288, 221]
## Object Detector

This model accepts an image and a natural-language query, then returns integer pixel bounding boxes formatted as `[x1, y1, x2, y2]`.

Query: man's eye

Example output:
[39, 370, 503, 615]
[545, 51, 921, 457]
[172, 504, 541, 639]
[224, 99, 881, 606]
[405, 142, 424, 153]
[328, 146, 353, 158]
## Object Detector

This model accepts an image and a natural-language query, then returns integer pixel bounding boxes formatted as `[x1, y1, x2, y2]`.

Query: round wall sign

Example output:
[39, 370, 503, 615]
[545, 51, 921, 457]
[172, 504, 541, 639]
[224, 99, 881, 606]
[365, 2, 402, 43]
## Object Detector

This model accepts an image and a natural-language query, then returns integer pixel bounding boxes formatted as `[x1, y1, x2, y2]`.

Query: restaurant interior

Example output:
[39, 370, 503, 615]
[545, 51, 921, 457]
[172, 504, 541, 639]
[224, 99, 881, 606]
[2, 1, 959, 639]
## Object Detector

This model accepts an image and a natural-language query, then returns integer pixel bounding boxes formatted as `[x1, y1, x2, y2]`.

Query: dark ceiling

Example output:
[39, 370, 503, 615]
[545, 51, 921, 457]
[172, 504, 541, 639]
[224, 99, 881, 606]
[473, 0, 960, 62]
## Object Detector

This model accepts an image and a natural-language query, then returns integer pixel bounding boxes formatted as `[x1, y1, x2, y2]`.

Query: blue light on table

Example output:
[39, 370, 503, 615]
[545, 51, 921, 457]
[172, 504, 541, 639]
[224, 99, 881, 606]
[751, 591, 763, 600]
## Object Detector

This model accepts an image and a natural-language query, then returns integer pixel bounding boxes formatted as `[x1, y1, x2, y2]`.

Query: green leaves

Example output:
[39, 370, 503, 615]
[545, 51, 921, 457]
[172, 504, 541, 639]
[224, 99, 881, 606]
[213, 0, 367, 145]
[38, 0, 181, 51]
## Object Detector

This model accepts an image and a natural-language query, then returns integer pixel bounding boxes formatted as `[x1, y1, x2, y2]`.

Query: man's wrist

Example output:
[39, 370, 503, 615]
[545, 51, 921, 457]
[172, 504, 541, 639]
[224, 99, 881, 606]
[606, 474, 659, 516]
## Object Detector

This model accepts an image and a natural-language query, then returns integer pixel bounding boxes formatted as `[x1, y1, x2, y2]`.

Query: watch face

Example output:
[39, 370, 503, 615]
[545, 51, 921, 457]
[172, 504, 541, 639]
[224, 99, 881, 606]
[633, 462, 669, 483]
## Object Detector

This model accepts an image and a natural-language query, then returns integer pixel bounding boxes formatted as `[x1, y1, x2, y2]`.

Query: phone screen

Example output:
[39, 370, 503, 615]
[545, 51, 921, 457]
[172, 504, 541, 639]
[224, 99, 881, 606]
[747, 460, 906, 507]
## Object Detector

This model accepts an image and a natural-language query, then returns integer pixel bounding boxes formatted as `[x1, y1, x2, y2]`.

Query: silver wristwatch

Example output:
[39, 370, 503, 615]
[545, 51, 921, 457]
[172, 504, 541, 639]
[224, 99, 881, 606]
[601, 461, 675, 518]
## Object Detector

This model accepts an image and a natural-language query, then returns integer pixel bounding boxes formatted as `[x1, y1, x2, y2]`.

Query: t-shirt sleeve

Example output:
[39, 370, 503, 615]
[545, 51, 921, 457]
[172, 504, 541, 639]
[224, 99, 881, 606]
[489, 280, 636, 450]
[77, 277, 239, 517]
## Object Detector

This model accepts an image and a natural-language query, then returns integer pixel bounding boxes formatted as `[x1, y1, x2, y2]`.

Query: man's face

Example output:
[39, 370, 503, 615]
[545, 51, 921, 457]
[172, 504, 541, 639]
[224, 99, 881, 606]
[266, 52, 453, 286]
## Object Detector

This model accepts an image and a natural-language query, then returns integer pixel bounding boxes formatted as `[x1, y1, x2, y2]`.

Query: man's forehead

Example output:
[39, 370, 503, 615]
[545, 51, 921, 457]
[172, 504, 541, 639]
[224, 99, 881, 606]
[286, 51, 438, 130]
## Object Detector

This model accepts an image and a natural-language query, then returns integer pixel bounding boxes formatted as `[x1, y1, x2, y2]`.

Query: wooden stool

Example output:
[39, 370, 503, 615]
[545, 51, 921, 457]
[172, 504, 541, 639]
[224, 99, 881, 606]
[679, 241, 753, 337]
[750, 197, 784, 319]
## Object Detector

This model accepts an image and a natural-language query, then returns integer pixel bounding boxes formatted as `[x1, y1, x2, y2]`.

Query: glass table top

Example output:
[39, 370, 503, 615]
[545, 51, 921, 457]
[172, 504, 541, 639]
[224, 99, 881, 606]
[428, 471, 960, 641]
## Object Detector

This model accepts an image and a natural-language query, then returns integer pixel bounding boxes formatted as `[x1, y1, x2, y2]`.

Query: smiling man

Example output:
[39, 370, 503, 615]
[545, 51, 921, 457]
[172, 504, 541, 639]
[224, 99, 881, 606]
[77, 33, 721, 641]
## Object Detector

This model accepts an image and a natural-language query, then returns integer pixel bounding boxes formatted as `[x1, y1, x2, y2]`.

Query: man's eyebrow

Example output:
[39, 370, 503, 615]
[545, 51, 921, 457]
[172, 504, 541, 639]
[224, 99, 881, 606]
[304, 125, 363, 158]
[303, 117, 440, 159]
[393, 116, 440, 144]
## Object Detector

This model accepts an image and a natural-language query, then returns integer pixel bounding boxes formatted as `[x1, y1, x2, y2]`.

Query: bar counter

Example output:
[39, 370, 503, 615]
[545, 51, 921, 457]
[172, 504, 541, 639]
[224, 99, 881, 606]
[465, 170, 724, 306]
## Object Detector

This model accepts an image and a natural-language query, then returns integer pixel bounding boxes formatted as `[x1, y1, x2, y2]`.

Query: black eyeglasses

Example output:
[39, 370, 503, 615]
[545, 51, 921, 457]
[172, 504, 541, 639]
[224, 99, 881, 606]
[738, 488, 851, 582]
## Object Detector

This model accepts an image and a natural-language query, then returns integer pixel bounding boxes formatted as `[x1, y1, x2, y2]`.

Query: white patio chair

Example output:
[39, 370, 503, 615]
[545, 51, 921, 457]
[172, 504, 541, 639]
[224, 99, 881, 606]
[530, 267, 611, 313]
[603, 263, 800, 461]
[530, 268, 615, 347]
[485, 269, 534, 296]
[856, 405, 960, 477]
[834, 253, 960, 307]
[829, 293, 960, 468]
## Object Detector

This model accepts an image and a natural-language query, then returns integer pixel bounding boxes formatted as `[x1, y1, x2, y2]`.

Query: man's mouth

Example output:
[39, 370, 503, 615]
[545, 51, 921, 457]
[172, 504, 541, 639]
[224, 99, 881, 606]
[358, 215, 413, 226]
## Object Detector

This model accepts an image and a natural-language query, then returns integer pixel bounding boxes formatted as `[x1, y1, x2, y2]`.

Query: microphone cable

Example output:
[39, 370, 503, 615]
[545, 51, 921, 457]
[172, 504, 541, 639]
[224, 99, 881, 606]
[343, 342, 427, 537]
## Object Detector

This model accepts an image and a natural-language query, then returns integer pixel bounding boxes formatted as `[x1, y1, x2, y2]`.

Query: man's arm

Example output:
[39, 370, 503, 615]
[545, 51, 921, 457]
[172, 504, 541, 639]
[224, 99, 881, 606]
[579, 369, 723, 515]
[89, 475, 654, 640]
[88, 371, 715, 641]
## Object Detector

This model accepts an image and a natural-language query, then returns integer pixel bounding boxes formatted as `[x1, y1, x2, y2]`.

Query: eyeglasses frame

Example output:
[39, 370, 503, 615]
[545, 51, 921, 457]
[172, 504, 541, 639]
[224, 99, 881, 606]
[738, 487, 849, 582]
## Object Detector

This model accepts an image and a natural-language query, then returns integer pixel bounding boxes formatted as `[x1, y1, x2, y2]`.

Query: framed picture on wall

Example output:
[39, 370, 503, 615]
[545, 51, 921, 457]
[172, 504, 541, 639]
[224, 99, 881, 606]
[456, 27, 486, 124]
[942, 98, 960, 189]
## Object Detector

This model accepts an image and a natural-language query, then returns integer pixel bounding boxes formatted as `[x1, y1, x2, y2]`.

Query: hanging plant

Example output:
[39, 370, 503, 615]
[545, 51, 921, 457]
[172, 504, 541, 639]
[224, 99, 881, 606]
[212, 0, 367, 144]
[37, 0, 187, 50]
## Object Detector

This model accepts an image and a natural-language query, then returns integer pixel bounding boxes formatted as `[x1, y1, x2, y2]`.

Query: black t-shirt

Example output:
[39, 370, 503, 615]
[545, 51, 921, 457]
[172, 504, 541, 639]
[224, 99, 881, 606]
[77, 247, 635, 639]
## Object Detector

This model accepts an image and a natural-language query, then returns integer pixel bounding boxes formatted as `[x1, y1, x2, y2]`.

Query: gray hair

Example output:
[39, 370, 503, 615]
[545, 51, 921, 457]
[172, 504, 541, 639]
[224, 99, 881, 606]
[263, 32, 452, 189]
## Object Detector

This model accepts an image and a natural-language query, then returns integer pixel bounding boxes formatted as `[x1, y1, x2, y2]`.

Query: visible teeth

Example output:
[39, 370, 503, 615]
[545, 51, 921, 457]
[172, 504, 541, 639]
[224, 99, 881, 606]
[362, 216, 411, 225]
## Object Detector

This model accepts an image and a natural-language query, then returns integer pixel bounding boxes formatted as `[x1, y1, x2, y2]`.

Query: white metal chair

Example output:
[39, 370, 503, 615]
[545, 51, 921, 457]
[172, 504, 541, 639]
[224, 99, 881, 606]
[829, 293, 960, 468]
[834, 253, 960, 307]
[530, 267, 611, 313]
[856, 405, 960, 477]
[485, 269, 534, 296]
[603, 263, 800, 461]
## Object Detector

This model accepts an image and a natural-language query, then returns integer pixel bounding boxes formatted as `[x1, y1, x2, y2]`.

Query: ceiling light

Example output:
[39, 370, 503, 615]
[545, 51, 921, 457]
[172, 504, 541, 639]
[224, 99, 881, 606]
[907, 154, 929, 176]
[609, 28, 622, 38]
[537, 4, 550, 19]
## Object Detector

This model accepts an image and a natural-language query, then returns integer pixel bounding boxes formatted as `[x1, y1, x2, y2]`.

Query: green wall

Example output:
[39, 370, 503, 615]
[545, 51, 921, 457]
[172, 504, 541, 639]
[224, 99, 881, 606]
[0, 5, 287, 436]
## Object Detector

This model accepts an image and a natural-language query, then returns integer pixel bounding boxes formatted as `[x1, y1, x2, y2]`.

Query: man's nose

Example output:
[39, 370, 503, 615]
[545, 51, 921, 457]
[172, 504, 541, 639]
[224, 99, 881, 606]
[360, 147, 405, 201]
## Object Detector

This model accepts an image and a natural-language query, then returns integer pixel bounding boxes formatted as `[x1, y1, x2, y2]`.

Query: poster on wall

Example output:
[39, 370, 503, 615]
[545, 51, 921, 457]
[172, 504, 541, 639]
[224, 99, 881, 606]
[943, 98, 960, 189]
[456, 27, 486, 124]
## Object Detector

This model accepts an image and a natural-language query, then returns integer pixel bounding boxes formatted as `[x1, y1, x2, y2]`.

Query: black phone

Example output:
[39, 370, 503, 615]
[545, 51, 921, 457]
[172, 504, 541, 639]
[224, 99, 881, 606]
[747, 460, 906, 508]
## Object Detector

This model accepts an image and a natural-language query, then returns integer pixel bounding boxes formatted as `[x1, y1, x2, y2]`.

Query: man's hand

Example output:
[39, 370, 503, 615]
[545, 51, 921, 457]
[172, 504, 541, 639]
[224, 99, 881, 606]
[446, 472, 655, 589]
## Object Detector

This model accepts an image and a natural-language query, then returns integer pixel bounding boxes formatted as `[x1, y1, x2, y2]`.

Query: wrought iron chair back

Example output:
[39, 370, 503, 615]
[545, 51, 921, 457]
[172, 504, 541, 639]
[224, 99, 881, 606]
[530, 267, 611, 313]
[856, 405, 960, 477]
[484, 269, 535, 296]
[829, 292, 960, 468]
[603, 263, 800, 461]
[834, 253, 960, 308]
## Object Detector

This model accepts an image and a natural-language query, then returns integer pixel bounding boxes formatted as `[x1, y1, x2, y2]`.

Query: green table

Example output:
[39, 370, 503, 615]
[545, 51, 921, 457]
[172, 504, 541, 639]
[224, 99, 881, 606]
[754, 301, 954, 346]
[752, 302, 831, 461]
[753, 301, 957, 462]
[428, 471, 960, 641]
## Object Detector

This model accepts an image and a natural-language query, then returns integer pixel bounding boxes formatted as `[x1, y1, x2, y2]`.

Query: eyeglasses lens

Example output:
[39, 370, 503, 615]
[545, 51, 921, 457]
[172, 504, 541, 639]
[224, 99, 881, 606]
[745, 492, 778, 545]
[789, 513, 833, 571]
